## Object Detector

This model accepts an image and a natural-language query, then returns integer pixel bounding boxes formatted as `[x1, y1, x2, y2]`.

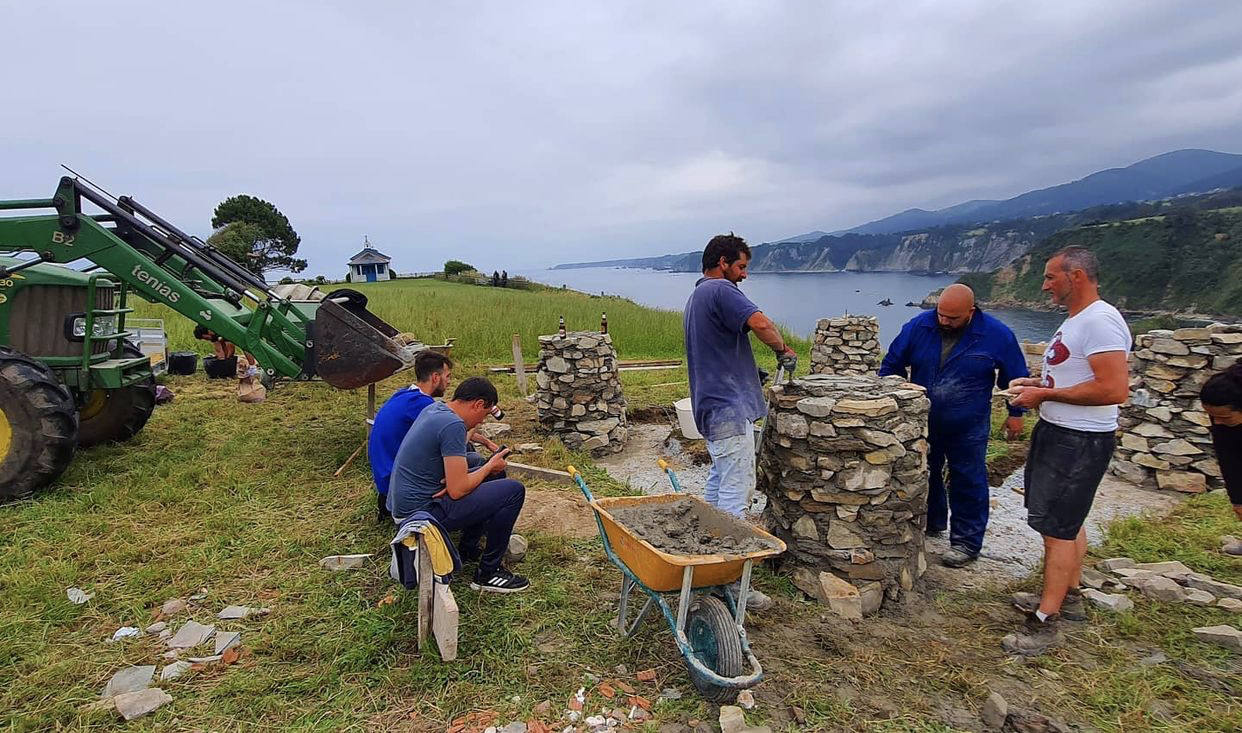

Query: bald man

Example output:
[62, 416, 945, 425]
[880, 284, 1029, 567]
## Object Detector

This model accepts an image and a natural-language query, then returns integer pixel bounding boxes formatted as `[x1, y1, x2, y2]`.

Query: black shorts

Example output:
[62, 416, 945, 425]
[1025, 420, 1116, 540]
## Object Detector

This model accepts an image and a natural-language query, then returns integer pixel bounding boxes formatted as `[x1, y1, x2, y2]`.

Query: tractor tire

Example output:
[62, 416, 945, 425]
[77, 343, 157, 447]
[0, 347, 79, 502]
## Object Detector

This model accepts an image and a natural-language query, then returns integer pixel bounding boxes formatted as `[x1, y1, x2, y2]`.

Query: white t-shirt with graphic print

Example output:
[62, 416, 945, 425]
[1038, 299, 1131, 432]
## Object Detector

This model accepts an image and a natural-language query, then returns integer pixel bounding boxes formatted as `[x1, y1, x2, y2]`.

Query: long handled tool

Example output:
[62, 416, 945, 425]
[754, 353, 798, 453]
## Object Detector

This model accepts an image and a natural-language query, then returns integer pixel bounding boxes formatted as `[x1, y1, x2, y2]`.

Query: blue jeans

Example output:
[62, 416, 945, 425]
[926, 431, 990, 555]
[705, 423, 756, 517]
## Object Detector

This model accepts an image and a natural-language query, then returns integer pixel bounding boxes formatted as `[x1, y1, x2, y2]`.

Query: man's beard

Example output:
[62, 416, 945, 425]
[939, 323, 965, 335]
[429, 385, 447, 398]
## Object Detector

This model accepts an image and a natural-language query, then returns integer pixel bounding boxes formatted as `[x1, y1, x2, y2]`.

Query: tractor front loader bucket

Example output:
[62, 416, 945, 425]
[313, 289, 412, 389]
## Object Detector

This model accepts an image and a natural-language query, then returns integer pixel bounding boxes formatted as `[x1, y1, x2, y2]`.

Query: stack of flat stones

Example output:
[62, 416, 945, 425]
[1019, 341, 1047, 378]
[534, 331, 628, 456]
[758, 373, 931, 617]
[810, 316, 881, 375]
[1110, 324, 1242, 493]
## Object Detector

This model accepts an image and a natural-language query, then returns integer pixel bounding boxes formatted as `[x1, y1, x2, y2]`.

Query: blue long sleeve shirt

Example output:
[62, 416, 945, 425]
[879, 309, 1028, 440]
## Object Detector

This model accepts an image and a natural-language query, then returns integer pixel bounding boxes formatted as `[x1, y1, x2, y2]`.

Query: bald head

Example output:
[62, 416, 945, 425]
[936, 284, 976, 333]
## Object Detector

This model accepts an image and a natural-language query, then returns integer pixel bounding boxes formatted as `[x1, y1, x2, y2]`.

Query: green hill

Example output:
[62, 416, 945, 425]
[961, 205, 1242, 316]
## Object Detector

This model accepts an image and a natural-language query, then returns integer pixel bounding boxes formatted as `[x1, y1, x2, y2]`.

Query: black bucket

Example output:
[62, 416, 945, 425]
[168, 352, 198, 376]
[203, 355, 238, 379]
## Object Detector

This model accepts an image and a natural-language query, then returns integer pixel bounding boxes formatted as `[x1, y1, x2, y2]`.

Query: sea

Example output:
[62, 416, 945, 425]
[519, 267, 1067, 346]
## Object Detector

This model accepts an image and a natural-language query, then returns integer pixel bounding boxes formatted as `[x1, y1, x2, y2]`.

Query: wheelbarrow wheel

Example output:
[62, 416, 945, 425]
[684, 595, 744, 704]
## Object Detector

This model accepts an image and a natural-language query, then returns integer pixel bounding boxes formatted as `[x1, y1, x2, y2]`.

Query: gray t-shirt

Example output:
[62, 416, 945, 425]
[388, 401, 468, 517]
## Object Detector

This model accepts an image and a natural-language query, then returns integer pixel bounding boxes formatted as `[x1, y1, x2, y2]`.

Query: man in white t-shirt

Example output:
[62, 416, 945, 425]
[1000, 246, 1131, 656]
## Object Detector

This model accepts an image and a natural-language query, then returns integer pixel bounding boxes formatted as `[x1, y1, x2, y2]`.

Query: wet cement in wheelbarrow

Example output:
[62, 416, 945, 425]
[608, 497, 778, 556]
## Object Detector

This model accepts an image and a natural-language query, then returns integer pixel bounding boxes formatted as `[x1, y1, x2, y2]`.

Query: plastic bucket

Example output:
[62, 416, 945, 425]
[674, 397, 703, 440]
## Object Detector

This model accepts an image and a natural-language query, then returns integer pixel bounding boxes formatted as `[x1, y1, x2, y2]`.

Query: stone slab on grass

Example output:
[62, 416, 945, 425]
[166, 620, 215, 649]
[319, 554, 372, 571]
[114, 688, 173, 721]
[101, 665, 155, 698]
[1082, 589, 1135, 613]
[1191, 625, 1242, 652]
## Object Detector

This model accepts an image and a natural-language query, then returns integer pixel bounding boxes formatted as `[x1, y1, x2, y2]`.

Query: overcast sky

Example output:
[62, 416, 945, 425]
[4, 1, 1242, 276]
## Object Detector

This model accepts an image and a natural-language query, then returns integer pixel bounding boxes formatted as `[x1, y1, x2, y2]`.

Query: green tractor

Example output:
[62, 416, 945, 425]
[0, 176, 418, 501]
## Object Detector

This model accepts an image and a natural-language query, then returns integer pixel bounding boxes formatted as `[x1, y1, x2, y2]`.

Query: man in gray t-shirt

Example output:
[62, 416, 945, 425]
[388, 377, 529, 593]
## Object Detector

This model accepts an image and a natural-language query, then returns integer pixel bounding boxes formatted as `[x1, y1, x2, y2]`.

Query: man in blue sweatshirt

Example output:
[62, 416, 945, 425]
[880, 284, 1029, 567]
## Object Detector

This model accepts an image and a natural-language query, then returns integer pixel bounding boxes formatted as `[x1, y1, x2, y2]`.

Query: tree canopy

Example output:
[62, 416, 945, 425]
[444, 260, 476, 276]
[209, 195, 306, 275]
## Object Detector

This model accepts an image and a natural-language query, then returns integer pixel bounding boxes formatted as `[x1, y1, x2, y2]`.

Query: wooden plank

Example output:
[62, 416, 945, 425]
[487, 358, 681, 374]
[505, 461, 574, 486]
[416, 534, 433, 653]
[512, 333, 528, 396]
[432, 583, 459, 661]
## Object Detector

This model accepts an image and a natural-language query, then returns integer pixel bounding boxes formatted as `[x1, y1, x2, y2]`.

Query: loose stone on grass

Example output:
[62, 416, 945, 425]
[1081, 589, 1134, 612]
[1096, 557, 1135, 572]
[166, 620, 215, 649]
[66, 587, 94, 604]
[214, 630, 242, 654]
[160, 598, 187, 616]
[981, 691, 1008, 730]
[1191, 625, 1242, 652]
[101, 665, 155, 698]
[1183, 588, 1216, 606]
[146, 621, 167, 634]
[319, 553, 371, 570]
[113, 688, 173, 721]
[159, 661, 192, 681]
[1130, 575, 1186, 603]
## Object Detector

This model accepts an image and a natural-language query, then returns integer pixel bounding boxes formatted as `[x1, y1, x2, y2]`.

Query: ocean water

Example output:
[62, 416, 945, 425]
[521, 267, 1067, 346]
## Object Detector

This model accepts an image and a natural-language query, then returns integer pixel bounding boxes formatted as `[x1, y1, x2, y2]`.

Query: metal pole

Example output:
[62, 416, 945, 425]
[675, 566, 694, 634]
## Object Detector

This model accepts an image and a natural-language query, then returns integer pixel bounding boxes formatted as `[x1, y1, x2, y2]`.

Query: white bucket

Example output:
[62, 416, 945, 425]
[674, 397, 703, 440]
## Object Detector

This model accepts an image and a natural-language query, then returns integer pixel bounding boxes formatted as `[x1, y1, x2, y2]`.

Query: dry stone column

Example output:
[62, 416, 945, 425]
[534, 331, 628, 456]
[757, 374, 930, 617]
[810, 316, 881, 375]
[1110, 324, 1241, 493]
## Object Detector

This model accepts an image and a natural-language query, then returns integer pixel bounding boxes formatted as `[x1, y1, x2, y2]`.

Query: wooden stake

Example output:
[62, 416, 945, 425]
[333, 442, 365, 477]
[416, 533, 433, 653]
[512, 333, 528, 396]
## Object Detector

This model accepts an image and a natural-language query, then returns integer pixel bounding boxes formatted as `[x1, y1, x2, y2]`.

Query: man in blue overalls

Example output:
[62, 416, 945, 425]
[880, 284, 1029, 567]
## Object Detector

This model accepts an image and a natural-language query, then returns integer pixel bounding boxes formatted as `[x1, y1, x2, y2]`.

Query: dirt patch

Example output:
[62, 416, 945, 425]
[515, 489, 598, 539]
[608, 497, 778, 556]
[625, 404, 672, 424]
[987, 440, 1029, 487]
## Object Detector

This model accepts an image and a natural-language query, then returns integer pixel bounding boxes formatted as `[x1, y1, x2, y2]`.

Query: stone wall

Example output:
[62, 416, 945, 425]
[1109, 324, 1242, 493]
[757, 374, 931, 617]
[534, 331, 628, 456]
[810, 316, 881, 375]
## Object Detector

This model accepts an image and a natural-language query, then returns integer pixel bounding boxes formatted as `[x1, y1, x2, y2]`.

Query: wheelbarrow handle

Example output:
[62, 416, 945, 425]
[657, 459, 683, 493]
[566, 464, 595, 502]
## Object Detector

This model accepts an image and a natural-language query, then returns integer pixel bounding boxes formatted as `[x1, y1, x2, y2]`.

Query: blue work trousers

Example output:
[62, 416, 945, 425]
[926, 431, 990, 556]
[427, 478, 525, 575]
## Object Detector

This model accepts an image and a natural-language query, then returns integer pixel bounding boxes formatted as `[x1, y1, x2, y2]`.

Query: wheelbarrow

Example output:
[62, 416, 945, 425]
[568, 462, 786, 703]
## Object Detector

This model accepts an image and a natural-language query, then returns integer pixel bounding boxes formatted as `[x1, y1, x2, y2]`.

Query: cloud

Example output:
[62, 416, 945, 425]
[1, 1, 1240, 273]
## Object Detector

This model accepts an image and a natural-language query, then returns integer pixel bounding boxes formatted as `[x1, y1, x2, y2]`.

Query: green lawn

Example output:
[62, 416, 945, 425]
[4, 281, 1241, 730]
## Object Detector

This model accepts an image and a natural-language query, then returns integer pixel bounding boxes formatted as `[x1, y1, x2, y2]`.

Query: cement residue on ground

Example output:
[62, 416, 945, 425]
[608, 497, 777, 556]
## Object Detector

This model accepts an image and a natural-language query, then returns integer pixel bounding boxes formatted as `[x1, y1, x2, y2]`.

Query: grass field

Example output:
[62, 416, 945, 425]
[4, 279, 1241, 730]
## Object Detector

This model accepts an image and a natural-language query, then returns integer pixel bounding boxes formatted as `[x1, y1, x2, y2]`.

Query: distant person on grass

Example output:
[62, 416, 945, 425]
[879, 283, 1029, 568]
[683, 233, 797, 612]
[368, 351, 501, 522]
[1200, 363, 1242, 555]
[1003, 246, 1131, 656]
[194, 324, 235, 360]
[388, 377, 528, 593]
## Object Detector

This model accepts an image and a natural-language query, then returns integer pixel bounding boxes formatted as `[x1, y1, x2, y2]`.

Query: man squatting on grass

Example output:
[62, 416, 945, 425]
[388, 377, 529, 593]
[1200, 363, 1242, 556]
[684, 233, 798, 612]
[368, 351, 501, 522]
[1003, 246, 1131, 655]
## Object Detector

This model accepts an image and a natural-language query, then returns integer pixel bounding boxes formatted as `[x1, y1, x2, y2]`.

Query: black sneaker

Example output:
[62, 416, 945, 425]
[1012, 590, 1087, 622]
[1001, 612, 1064, 656]
[470, 567, 530, 594]
[376, 493, 391, 523]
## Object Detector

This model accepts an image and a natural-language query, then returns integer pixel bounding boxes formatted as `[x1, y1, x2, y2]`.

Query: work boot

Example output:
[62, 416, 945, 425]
[1012, 590, 1087, 622]
[1001, 613, 1064, 656]
[926, 527, 945, 539]
[1222, 535, 1242, 556]
[735, 583, 774, 612]
[941, 545, 978, 568]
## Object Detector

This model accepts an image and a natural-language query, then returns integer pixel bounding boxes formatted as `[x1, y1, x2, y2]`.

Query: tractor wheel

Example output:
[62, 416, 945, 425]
[0, 347, 79, 502]
[77, 343, 157, 447]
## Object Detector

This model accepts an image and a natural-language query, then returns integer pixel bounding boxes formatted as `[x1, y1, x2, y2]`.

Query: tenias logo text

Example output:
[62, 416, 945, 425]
[131, 265, 180, 303]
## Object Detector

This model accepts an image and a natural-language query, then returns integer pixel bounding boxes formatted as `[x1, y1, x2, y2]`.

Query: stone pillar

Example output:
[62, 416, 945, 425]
[757, 374, 930, 616]
[1110, 324, 1241, 493]
[810, 316, 881, 375]
[534, 331, 628, 456]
